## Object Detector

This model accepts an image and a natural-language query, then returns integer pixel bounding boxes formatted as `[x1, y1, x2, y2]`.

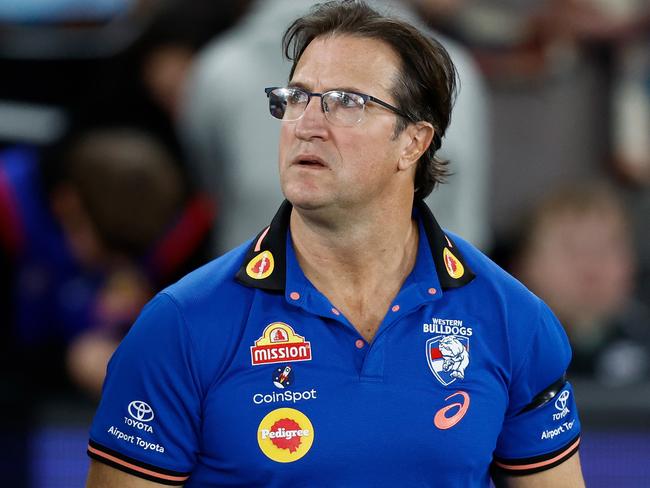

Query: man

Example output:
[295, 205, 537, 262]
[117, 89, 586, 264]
[86, 1, 585, 486]
[181, 0, 490, 256]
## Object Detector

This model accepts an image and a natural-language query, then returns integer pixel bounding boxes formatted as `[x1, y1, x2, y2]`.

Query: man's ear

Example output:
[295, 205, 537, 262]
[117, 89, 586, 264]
[397, 122, 434, 171]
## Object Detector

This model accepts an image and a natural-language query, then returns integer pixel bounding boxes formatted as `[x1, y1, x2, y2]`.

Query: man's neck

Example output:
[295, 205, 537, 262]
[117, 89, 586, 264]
[289, 199, 419, 341]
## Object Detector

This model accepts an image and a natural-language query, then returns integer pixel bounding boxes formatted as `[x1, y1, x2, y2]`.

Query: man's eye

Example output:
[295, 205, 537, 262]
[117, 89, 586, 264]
[335, 92, 359, 108]
[288, 91, 305, 104]
[339, 93, 356, 107]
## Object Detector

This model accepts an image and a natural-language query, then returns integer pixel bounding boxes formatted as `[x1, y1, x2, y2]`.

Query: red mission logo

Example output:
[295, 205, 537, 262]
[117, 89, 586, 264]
[250, 322, 312, 366]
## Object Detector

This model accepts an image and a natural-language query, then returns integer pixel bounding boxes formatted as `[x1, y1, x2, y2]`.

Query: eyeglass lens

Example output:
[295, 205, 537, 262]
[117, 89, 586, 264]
[268, 88, 365, 126]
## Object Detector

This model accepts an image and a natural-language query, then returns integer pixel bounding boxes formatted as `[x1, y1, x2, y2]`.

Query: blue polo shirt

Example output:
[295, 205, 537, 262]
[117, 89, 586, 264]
[88, 200, 580, 487]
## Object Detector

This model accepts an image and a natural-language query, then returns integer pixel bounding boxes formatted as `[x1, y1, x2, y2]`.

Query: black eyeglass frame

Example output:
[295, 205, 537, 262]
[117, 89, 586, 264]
[264, 86, 412, 122]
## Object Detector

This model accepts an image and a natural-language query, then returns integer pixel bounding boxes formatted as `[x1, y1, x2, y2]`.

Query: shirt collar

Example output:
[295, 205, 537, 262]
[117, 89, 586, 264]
[235, 199, 475, 291]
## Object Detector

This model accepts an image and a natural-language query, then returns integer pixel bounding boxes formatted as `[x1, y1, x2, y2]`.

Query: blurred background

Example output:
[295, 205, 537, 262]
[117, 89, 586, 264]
[0, 0, 648, 486]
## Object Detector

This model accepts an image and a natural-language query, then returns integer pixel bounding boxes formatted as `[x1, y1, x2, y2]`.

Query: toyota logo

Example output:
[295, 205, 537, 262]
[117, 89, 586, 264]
[128, 401, 155, 422]
[554, 390, 570, 411]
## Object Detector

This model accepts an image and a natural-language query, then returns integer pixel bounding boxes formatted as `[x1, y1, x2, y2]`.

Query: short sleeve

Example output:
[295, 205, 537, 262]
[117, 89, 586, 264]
[87, 293, 201, 485]
[493, 300, 581, 475]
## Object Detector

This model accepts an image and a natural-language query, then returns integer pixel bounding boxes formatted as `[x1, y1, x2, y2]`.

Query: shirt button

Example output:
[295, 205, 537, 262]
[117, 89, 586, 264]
[391, 305, 400, 312]
[428, 288, 437, 295]
[331, 308, 340, 316]
[355, 339, 365, 349]
[290, 292, 300, 300]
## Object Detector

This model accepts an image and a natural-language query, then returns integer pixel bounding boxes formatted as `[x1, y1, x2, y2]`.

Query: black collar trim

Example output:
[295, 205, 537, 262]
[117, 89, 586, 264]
[235, 200, 291, 291]
[415, 199, 475, 289]
[235, 199, 475, 291]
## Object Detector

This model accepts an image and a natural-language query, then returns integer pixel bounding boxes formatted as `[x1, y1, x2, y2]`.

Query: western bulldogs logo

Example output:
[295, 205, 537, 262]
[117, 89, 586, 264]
[426, 335, 470, 386]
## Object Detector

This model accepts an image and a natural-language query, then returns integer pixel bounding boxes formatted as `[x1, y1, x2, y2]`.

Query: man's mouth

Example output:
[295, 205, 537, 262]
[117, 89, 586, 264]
[298, 159, 324, 167]
[293, 155, 327, 168]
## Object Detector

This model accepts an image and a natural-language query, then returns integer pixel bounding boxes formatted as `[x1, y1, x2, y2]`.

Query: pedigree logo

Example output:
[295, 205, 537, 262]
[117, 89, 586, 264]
[257, 407, 314, 463]
[443, 248, 465, 279]
[246, 251, 275, 280]
[251, 323, 312, 366]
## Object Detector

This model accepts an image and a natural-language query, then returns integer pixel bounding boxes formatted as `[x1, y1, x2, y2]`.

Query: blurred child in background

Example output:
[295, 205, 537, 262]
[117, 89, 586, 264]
[0, 128, 213, 399]
[508, 181, 650, 385]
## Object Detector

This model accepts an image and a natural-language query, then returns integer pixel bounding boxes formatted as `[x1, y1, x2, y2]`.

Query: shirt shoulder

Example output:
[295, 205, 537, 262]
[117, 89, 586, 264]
[447, 231, 572, 381]
[162, 239, 255, 312]
[448, 231, 537, 306]
[156, 239, 261, 368]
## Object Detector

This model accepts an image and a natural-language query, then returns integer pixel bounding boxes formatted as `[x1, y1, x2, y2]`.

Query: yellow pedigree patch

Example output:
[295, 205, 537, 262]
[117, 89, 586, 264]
[257, 408, 314, 463]
[246, 251, 274, 280]
[443, 247, 465, 279]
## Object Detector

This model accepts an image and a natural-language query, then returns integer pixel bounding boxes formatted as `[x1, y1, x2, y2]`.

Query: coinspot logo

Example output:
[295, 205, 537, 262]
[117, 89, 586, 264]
[128, 400, 155, 422]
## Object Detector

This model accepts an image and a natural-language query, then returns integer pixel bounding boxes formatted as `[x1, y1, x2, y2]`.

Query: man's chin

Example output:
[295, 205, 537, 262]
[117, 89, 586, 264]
[286, 196, 328, 212]
[282, 186, 331, 212]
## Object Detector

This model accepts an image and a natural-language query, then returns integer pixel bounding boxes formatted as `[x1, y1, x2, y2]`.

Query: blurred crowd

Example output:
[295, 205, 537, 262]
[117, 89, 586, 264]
[0, 0, 649, 479]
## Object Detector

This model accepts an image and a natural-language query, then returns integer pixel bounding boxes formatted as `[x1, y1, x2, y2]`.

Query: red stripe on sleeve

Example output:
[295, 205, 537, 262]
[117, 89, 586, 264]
[87, 444, 190, 484]
[494, 437, 580, 473]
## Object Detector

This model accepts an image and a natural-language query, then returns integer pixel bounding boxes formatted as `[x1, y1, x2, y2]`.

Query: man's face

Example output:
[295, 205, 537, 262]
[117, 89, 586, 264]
[278, 35, 409, 213]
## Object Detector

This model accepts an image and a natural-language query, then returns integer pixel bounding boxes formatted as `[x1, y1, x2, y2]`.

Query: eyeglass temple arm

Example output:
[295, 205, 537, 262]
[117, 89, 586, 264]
[366, 95, 441, 150]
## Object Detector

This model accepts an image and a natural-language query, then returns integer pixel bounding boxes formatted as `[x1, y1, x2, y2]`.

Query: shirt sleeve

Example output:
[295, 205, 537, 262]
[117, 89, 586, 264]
[87, 292, 201, 485]
[493, 299, 581, 475]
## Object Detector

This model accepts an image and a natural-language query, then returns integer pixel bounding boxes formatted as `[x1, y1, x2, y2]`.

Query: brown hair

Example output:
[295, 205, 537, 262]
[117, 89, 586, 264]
[65, 128, 183, 255]
[282, 0, 457, 199]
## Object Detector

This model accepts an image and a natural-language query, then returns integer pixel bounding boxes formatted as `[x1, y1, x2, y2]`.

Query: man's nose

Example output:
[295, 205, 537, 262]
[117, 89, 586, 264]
[294, 96, 328, 140]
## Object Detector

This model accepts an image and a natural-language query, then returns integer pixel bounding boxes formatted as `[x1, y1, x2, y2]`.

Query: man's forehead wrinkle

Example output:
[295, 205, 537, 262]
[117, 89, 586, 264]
[287, 80, 382, 96]
[288, 51, 400, 98]
[287, 80, 310, 90]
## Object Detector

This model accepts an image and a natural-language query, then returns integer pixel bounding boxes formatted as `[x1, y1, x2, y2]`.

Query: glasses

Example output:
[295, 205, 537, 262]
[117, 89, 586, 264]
[264, 86, 410, 127]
